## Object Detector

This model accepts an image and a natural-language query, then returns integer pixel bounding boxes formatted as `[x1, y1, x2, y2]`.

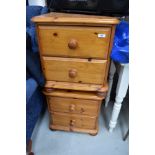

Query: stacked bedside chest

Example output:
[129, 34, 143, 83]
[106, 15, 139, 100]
[32, 12, 119, 135]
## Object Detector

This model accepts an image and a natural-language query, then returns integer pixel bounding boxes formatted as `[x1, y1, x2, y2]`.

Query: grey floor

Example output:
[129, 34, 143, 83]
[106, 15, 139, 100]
[32, 100, 129, 155]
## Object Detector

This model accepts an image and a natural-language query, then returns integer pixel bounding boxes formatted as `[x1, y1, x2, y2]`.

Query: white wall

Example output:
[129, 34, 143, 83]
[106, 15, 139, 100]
[28, 0, 46, 6]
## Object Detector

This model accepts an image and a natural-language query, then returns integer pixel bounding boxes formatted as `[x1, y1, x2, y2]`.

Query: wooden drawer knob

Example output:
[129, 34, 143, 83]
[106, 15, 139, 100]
[70, 120, 75, 126]
[68, 39, 78, 49]
[69, 69, 77, 78]
[80, 108, 85, 113]
[69, 104, 75, 112]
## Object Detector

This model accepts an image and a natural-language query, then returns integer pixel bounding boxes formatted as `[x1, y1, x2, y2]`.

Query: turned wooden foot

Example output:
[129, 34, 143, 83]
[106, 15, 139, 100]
[49, 126, 57, 131]
[89, 132, 98, 136]
[51, 129, 56, 131]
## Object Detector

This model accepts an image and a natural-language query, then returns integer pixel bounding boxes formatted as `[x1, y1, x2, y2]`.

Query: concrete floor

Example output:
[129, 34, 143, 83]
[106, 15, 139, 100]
[32, 101, 129, 155]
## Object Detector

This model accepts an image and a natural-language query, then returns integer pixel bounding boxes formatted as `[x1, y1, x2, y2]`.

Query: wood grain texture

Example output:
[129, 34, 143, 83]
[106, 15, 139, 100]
[43, 56, 107, 85]
[50, 112, 97, 130]
[50, 124, 98, 135]
[45, 89, 102, 134]
[47, 96, 101, 116]
[38, 26, 111, 59]
[44, 81, 108, 92]
[32, 12, 119, 26]
[33, 12, 119, 135]
[43, 89, 105, 100]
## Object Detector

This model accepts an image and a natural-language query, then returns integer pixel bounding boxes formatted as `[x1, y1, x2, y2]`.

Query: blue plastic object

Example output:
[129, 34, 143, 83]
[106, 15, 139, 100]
[111, 21, 129, 63]
[26, 6, 48, 52]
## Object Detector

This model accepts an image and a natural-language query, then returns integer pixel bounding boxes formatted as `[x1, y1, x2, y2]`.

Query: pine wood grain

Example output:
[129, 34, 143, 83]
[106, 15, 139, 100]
[32, 12, 119, 26]
[44, 81, 108, 92]
[43, 89, 105, 100]
[50, 124, 98, 135]
[51, 112, 97, 130]
[47, 96, 101, 116]
[43, 56, 107, 85]
[33, 12, 119, 135]
[38, 26, 111, 59]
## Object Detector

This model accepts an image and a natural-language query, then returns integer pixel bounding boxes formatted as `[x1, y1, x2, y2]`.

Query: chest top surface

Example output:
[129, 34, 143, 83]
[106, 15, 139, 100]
[31, 12, 119, 26]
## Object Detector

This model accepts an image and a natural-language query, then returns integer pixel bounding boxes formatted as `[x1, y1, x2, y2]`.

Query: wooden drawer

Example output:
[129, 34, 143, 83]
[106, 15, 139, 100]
[48, 96, 101, 116]
[44, 89, 105, 101]
[43, 57, 107, 85]
[38, 26, 111, 59]
[51, 112, 97, 130]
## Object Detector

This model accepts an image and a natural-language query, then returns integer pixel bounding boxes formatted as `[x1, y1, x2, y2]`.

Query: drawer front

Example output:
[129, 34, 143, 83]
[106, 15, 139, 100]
[51, 112, 97, 129]
[48, 96, 100, 116]
[38, 26, 111, 59]
[43, 57, 107, 85]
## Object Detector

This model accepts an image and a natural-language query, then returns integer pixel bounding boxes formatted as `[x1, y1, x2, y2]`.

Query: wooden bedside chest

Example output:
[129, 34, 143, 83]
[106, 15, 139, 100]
[32, 12, 119, 135]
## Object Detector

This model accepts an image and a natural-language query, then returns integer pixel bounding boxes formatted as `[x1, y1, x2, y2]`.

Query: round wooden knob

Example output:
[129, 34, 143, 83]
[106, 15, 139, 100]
[80, 108, 85, 113]
[68, 39, 78, 49]
[69, 104, 75, 112]
[70, 120, 75, 126]
[69, 69, 77, 78]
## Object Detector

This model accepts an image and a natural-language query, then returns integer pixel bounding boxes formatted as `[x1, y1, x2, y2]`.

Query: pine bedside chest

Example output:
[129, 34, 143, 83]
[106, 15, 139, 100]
[32, 12, 119, 135]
